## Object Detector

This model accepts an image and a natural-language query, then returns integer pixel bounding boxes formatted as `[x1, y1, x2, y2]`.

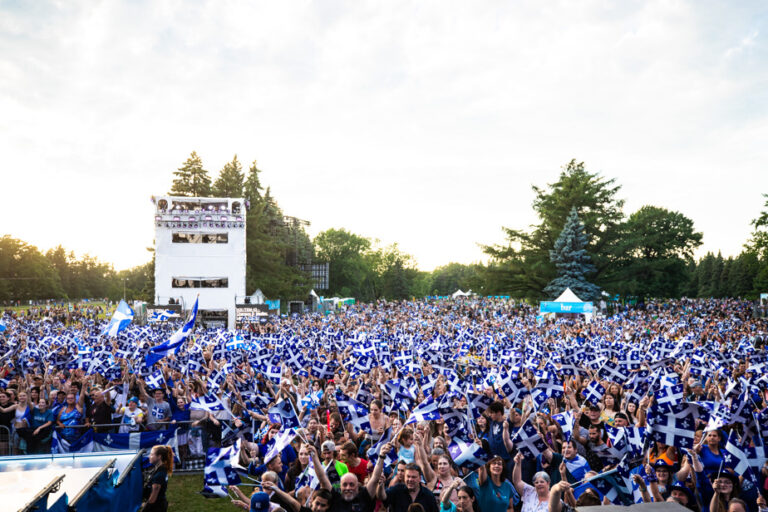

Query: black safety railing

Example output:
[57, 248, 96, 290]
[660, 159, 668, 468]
[0, 424, 11, 457]
[52, 419, 195, 430]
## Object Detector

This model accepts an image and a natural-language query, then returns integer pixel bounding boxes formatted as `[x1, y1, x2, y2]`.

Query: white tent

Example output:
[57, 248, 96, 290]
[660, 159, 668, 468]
[249, 289, 266, 304]
[452, 289, 470, 299]
[541, 287, 594, 322]
[553, 288, 583, 303]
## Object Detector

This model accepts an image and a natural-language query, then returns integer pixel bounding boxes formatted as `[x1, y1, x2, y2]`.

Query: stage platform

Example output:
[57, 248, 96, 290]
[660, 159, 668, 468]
[0, 451, 144, 512]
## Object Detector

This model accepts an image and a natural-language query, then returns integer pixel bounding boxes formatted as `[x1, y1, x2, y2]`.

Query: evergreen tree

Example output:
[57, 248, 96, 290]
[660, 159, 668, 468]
[243, 160, 264, 206]
[720, 257, 733, 298]
[543, 207, 601, 300]
[696, 253, 715, 297]
[484, 160, 624, 300]
[169, 151, 212, 197]
[708, 252, 724, 297]
[684, 260, 699, 297]
[212, 155, 245, 198]
[244, 189, 311, 300]
[736, 251, 760, 298]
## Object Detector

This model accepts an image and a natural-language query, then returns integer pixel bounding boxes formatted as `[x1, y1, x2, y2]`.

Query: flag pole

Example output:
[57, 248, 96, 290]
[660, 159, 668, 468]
[568, 467, 619, 489]
[286, 397, 311, 445]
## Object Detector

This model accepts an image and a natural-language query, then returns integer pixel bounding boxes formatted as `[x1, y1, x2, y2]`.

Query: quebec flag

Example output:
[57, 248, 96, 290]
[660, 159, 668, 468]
[145, 297, 199, 367]
[104, 300, 134, 337]
[52, 427, 179, 455]
[148, 310, 176, 323]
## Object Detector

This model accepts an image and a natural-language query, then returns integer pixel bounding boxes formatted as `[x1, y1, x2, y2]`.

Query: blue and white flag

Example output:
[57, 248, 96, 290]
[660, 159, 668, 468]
[655, 383, 684, 412]
[336, 393, 372, 432]
[104, 300, 134, 338]
[268, 399, 300, 429]
[148, 310, 176, 323]
[367, 427, 397, 466]
[145, 297, 198, 367]
[295, 458, 320, 490]
[466, 392, 494, 420]
[448, 438, 490, 470]
[53, 427, 179, 454]
[582, 381, 605, 406]
[649, 408, 696, 449]
[513, 418, 549, 459]
[598, 361, 631, 384]
[405, 396, 441, 425]
[587, 468, 633, 506]
[146, 370, 165, 390]
[552, 411, 575, 441]
[204, 440, 244, 497]
[310, 360, 334, 380]
[191, 394, 230, 414]
[260, 364, 283, 384]
[263, 428, 297, 463]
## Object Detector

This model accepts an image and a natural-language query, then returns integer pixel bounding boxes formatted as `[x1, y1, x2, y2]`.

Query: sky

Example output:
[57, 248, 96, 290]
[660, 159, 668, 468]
[1, 0, 767, 272]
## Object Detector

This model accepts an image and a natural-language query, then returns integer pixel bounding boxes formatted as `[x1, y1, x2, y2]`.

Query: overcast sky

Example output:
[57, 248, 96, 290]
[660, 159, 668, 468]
[1, 1, 767, 272]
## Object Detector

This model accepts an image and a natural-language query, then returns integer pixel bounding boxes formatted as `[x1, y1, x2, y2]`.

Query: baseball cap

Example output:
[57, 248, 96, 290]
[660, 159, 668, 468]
[321, 441, 336, 453]
[250, 492, 270, 512]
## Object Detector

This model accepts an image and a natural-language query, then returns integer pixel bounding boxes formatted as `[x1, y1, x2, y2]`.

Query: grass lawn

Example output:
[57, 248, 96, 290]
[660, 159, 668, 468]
[167, 473, 236, 512]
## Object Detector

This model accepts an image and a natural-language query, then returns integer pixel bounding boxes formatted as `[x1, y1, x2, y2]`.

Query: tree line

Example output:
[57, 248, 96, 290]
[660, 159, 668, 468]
[2, 155, 766, 303]
[481, 160, 768, 301]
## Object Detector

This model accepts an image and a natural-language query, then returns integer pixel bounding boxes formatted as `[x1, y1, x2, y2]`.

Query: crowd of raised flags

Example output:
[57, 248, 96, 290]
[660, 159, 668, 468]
[0, 297, 768, 511]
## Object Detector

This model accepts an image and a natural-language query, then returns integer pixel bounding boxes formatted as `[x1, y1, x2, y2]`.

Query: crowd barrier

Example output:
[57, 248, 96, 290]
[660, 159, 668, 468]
[0, 425, 10, 457]
[2, 421, 198, 462]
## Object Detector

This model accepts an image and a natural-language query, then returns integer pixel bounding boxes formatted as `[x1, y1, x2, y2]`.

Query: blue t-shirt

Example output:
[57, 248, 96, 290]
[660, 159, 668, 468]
[472, 474, 517, 512]
[31, 408, 54, 429]
[487, 420, 510, 460]
[699, 445, 724, 473]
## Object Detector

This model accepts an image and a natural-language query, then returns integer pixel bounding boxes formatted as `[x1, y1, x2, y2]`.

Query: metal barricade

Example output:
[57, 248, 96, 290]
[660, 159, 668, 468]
[0, 425, 10, 456]
[48, 420, 202, 469]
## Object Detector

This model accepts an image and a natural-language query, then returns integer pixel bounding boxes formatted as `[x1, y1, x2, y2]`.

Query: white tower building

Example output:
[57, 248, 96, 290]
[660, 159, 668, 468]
[152, 196, 246, 328]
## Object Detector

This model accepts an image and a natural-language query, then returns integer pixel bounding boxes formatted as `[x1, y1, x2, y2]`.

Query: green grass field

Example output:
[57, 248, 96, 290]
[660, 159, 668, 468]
[167, 473, 237, 512]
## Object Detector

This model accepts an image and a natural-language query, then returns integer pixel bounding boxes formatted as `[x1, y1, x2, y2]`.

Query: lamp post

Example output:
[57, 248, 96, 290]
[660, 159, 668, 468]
[123, 278, 127, 301]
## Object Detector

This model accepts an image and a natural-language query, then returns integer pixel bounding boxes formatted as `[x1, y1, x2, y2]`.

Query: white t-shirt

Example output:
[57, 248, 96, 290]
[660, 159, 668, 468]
[119, 406, 144, 433]
[521, 483, 549, 512]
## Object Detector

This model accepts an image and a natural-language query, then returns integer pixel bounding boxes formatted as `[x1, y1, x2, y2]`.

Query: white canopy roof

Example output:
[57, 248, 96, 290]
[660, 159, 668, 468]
[553, 288, 583, 303]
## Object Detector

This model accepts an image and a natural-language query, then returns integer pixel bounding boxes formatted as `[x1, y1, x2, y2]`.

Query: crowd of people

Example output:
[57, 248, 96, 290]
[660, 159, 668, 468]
[1, 297, 768, 512]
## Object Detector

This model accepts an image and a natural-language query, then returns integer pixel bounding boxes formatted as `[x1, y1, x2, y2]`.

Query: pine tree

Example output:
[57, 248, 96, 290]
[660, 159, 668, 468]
[212, 155, 245, 198]
[708, 252, 724, 297]
[543, 207, 601, 301]
[720, 257, 733, 298]
[243, 160, 264, 206]
[696, 253, 714, 297]
[169, 151, 212, 197]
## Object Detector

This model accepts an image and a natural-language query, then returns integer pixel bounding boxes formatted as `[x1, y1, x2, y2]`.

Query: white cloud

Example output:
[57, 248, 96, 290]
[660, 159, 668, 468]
[1, 0, 767, 271]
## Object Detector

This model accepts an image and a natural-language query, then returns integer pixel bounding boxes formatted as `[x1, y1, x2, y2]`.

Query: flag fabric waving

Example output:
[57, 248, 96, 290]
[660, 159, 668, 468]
[104, 300, 134, 338]
[145, 297, 199, 367]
